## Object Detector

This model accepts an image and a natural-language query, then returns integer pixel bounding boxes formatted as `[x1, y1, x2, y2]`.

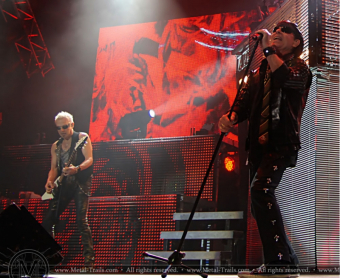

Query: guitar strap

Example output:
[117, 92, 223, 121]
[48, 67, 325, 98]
[69, 131, 80, 165]
[55, 137, 63, 175]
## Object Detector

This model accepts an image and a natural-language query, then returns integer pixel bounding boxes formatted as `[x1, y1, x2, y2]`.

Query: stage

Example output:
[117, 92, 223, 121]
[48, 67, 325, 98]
[0, 0, 339, 275]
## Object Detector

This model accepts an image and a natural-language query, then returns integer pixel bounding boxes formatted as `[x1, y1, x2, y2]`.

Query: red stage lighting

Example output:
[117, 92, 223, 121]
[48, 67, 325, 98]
[224, 156, 235, 172]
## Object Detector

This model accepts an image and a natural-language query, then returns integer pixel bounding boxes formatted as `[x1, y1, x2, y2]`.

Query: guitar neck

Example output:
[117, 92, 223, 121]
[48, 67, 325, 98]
[59, 146, 79, 183]
[58, 136, 87, 183]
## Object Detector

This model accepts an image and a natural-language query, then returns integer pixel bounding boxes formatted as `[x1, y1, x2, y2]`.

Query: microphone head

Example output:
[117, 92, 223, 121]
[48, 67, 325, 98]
[252, 33, 263, 41]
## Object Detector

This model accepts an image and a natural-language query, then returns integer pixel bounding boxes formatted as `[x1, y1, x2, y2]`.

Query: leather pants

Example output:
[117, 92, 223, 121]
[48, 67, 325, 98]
[250, 151, 299, 265]
[42, 182, 95, 263]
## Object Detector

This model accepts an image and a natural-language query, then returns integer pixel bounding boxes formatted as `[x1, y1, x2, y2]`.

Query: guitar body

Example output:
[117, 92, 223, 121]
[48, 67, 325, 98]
[41, 136, 88, 201]
[41, 176, 62, 200]
[52, 176, 62, 199]
[41, 176, 78, 201]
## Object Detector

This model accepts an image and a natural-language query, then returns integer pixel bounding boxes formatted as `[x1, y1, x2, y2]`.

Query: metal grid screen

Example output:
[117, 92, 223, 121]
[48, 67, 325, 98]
[0, 195, 177, 268]
[314, 72, 340, 268]
[0, 135, 218, 201]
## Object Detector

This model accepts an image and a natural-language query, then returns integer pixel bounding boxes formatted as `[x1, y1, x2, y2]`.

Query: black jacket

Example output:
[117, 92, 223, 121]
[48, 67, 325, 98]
[233, 54, 312, 164]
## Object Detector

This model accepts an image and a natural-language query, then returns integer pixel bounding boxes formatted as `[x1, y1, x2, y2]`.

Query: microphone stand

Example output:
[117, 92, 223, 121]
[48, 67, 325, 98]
[143, 35, 262, 278]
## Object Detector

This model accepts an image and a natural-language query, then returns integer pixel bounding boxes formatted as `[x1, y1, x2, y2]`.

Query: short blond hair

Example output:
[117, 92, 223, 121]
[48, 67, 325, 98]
[55, 111, 74, 123]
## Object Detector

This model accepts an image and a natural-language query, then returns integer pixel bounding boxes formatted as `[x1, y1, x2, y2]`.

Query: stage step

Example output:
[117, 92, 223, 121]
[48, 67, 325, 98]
[173, 211, 243, 221]
[144, 251, 231, 260]
[160, 230, 243, 240]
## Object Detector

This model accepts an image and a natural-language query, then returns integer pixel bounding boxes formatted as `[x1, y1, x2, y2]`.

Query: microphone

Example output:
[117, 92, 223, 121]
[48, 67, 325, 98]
[252, 33, 263, 41]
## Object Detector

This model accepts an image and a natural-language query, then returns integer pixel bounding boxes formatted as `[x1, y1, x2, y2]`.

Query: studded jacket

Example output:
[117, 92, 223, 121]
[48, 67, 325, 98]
[233, 55, 312, 164]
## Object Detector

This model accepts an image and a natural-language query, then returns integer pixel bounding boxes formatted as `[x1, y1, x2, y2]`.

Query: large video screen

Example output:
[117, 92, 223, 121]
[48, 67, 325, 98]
[89, 12, 253, 142]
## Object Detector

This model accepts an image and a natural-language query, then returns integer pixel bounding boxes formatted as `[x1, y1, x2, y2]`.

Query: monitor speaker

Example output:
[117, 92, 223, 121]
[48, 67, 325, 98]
[0, 203, 63, 270]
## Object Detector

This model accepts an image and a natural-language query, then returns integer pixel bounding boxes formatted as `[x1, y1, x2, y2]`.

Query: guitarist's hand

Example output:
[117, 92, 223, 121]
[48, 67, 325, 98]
[45, 181, 54, 193]
[63, 164, 78, 176]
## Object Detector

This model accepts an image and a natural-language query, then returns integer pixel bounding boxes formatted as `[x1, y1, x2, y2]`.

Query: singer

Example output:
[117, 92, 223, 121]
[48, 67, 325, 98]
[219, 21, 312, 277]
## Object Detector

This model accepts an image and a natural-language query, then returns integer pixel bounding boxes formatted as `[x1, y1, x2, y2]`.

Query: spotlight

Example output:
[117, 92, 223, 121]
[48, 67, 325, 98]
[217, 151, 240, 211]
[149, 109, 155, 118]
[224, 156, 236, 172]
[118, 109, 154, 139]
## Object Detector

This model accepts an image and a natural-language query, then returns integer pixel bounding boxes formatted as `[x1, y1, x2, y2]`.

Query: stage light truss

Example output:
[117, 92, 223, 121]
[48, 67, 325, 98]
[0, 0, 54, 77]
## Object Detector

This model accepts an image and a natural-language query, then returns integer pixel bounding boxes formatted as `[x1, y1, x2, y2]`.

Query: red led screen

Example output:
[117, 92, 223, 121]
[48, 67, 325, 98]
[0, 135, 219, 201]
[89, 12, 253, 142]
[91, 135, 218, 201]
[0, 195, 178, 267]
[0, 135, 231, 268]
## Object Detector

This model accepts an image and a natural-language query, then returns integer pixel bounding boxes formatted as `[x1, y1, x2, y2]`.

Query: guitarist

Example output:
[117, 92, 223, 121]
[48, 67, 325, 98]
[42, 111, 95, 267]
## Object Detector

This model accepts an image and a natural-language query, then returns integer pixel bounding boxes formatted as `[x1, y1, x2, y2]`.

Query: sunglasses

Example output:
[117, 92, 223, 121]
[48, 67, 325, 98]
[272, 26, 295, 34]
[56, 123, 71, 130]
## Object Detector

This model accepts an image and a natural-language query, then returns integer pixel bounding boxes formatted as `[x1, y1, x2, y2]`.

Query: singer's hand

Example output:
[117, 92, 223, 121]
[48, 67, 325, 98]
[256, 29, 272, 50]
[219, 112, 238, 133]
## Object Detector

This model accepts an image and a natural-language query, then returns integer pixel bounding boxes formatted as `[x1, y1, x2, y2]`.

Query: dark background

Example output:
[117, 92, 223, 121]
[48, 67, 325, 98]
[0, 0, 259, 146]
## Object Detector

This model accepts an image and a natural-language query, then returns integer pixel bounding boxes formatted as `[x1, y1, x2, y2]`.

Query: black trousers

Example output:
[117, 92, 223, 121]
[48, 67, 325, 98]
[42, 183, 94, 262]
[250, 150, 299, 265]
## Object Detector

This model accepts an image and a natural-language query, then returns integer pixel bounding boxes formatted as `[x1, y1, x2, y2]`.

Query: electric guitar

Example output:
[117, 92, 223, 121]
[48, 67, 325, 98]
[41, 136, 88, 201]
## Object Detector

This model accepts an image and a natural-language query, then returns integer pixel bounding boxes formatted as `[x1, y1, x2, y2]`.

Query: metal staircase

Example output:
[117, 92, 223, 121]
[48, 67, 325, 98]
[146, 211, 244, 266]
